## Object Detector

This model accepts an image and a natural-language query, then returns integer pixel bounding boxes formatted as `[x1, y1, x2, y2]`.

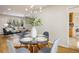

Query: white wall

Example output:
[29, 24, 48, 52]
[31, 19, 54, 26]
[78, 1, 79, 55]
[35, 6, 69, 47]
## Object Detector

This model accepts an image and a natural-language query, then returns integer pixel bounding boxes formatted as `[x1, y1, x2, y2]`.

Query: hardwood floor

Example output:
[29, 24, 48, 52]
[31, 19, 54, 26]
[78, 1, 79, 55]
[0, 35, 79, 53]
[58, 46, 79, 53]
[0, 35, 9, 53]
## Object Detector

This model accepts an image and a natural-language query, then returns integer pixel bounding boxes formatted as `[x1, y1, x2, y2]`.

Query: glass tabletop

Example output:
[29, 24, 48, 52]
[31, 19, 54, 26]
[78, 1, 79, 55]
[20, 36, 48, 44]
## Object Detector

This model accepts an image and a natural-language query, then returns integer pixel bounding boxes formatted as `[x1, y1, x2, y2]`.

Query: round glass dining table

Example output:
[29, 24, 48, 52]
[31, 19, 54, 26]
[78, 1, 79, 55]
[19, 36, 48, 53]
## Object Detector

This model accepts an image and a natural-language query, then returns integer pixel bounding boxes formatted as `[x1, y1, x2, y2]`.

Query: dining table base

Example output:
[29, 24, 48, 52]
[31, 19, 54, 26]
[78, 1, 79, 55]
[28, 44, 39, 53]
[15, 42, 52, 53]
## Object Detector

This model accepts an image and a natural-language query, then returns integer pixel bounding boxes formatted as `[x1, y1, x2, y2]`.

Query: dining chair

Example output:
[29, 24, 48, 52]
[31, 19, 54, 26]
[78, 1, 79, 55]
[38, 39, 60, 53]
[7, 37, 30, 53]
[12, 34, 21, 46]
[12, 34, 30, 53]
[51, 39, 60, 53]
[15, 48, 30, 53]
[8, 41, 30, 53]
[7, 34, 24, 53]
[7, 39, 16, 53]
[43, 31, 49, 41]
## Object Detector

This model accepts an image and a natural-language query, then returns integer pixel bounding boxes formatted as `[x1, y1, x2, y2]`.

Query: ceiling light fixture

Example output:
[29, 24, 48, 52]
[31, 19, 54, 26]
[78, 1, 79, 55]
[40, 7, 42, 12]
[25, 8, 28, 11]
[30, 5, 34, 8]
[8, 8, 11, 11]
[40, 7, 42, 10]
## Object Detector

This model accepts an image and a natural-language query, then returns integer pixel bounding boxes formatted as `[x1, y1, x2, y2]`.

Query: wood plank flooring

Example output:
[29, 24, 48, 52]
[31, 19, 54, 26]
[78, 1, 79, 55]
[58, 46, 79, 53]
[0, 35, 9, 53]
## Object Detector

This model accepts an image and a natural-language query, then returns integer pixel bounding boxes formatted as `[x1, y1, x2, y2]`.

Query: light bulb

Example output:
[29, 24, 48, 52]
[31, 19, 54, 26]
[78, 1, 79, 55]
[8, 8, 11, 11]
[25, 8, 28, 11]
[30, 5, 34, 8]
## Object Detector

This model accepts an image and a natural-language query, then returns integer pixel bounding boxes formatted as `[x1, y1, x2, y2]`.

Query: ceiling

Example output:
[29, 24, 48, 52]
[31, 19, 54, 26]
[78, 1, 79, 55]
[68, 6, 79, 13]
[0, 5, 78, 17]
[0, 5, 47, 17]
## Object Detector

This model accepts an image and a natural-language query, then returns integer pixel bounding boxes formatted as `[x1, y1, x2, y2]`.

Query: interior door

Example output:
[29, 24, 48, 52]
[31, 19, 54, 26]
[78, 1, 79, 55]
[69, 12, 75, 37]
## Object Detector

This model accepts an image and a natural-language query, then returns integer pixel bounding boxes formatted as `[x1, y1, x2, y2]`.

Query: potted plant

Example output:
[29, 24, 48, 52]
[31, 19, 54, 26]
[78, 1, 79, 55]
[29, 17, 42, 39]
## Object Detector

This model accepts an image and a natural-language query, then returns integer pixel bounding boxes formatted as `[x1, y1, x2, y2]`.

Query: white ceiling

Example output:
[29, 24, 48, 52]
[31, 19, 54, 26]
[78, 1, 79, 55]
[0, 5, 47, 17]
[0, 5, 78, 17]
[68, 6, 79, 13]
